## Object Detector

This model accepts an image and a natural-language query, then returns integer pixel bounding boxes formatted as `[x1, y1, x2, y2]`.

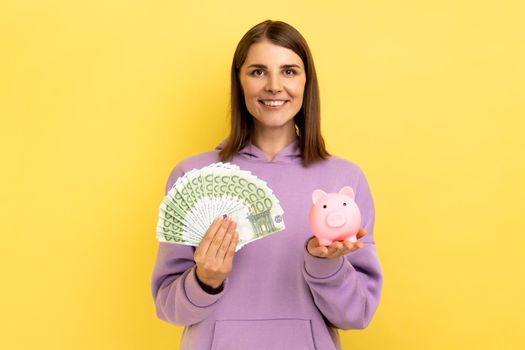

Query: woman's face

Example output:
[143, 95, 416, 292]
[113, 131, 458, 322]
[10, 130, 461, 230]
[239, 40, 306, 132]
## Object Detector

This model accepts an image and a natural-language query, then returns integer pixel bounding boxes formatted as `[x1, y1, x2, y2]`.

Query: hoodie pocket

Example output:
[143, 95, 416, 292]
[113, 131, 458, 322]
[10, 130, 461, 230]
[211, 318, 316, 350]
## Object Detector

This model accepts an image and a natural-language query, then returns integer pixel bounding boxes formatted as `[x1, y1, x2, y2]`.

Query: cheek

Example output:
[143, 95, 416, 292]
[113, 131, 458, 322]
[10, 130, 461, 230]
[239, 79, 250, 98]
[243, 87, 258, 99]
[288, 81, 306, 100]
[239, 83, 259, 109]
[240, 78, 263, 97]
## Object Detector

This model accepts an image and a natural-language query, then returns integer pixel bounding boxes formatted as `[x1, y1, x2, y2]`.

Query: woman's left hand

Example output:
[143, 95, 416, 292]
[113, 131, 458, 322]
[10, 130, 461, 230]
[306, 228, 367, 259]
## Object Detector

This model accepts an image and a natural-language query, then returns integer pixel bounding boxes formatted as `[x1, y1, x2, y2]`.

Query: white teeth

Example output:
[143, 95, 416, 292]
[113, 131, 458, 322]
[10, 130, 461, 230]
[262, 100, 286, 107]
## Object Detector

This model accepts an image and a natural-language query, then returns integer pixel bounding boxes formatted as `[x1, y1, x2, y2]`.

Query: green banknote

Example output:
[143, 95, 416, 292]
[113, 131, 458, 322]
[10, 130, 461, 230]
[156, 162, 285, 252]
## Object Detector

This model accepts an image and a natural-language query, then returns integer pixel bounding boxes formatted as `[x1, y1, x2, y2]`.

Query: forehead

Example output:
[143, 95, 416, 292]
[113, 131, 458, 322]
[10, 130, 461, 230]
[243, 40, 304, 68]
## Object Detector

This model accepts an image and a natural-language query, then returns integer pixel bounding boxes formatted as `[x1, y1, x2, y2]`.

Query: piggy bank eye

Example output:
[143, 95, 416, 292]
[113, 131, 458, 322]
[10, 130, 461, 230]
[323, 205, 327, 209]
[343, 202, 347, 206]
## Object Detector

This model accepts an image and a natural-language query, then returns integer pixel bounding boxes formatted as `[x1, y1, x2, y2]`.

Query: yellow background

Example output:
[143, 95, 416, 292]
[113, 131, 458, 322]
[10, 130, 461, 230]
[1, 0, 524, 349]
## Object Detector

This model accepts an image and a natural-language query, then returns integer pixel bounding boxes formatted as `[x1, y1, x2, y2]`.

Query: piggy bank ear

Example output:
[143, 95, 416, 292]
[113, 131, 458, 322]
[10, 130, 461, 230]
[312, 189, 327, 204]
[339, 186, 355, 199]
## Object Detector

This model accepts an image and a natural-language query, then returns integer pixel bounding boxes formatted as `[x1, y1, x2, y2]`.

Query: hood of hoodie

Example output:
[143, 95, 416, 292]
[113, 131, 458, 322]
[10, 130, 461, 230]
[215, 138, 302, 164]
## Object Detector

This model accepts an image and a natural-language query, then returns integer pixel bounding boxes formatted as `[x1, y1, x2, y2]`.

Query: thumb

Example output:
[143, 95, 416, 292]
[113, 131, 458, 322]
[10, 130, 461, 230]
[306, 236, 328, 256]
[357, 228, 367, 239]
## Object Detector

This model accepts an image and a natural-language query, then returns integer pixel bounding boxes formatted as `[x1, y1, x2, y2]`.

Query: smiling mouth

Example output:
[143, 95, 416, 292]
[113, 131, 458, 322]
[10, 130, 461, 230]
[259, 100, 289, 108]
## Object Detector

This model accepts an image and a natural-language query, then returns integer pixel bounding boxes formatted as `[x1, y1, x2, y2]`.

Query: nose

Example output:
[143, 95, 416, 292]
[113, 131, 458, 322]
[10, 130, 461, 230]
[326, 213, 346, 228]
[265, 72, 282, 93]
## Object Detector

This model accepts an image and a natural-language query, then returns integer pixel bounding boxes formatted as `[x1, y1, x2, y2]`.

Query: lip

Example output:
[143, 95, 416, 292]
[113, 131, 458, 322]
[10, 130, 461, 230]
[258, 99, 290, 110]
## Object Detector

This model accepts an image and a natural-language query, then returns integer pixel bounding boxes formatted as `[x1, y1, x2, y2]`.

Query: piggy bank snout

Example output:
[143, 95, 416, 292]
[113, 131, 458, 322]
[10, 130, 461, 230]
[326, 212, 346, 228]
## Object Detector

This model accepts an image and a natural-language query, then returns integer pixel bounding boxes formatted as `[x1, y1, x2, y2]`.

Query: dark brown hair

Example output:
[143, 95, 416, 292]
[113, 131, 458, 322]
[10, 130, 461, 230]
[218, 19, 331, 167]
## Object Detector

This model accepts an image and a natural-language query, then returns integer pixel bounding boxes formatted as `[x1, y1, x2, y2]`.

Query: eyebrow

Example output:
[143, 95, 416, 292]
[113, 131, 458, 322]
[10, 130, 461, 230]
[246, 64, 303, 70]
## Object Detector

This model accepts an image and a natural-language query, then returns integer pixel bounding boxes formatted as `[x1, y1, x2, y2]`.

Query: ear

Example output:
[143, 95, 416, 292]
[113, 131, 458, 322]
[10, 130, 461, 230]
[339, 186, 355, 199]
[312, 189, 327, 204]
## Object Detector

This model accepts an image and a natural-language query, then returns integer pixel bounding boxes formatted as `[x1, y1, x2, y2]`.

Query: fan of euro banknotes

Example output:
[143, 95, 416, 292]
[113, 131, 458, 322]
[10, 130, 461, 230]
[156, 162, 285, 252]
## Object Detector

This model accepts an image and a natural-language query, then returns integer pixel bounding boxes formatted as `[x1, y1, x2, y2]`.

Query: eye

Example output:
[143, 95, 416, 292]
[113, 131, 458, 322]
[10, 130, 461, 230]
[343, 202, 347, 206]
[284, 69, 297, 76]
[323, 205, 327, 209]
[251, 69, 264, 76]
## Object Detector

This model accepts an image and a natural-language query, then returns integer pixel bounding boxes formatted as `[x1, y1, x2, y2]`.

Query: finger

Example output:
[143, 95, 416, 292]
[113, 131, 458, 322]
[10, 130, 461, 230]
[340, 243, 354, 255]
[307, 237, 326, 257]
[205, 218, 232, 258]
[326, 243, 345, 259]
[195, 217, 222, 258]
[343, 241, 363, 253]
[326, 241, 343, 256]
[223, 229, 239, 266]
[343, 242, 355, 251]
[357, 228, 367, 239]
[217, 219, 237, 261]
[307, 236, 321, 249]
[310, 245, 329, 257]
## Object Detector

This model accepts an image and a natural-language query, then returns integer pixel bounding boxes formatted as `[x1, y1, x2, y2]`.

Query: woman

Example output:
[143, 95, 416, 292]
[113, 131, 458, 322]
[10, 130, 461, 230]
[151, 20, 383, 349]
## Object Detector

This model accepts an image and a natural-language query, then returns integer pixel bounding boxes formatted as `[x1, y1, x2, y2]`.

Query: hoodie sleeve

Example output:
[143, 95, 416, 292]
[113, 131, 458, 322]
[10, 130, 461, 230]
[151, 163, 227, 326]
[302, 168, 383, 330]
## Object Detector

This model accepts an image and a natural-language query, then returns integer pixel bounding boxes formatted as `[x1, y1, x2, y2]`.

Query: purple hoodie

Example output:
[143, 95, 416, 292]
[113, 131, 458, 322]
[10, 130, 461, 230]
[151, 138, 383, 349]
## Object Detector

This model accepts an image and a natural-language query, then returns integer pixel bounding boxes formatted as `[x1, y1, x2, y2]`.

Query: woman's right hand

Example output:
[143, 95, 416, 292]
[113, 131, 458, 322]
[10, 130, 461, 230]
[194, 216, 239, 289]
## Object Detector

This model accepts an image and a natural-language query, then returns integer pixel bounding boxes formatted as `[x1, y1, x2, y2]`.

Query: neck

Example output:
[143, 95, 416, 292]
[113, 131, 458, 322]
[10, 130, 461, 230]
[251, 120, 298, 161]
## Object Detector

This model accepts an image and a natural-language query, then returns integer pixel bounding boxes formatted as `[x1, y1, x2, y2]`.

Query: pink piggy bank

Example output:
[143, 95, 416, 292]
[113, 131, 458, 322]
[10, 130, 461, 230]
[309, 186, 361, 246]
